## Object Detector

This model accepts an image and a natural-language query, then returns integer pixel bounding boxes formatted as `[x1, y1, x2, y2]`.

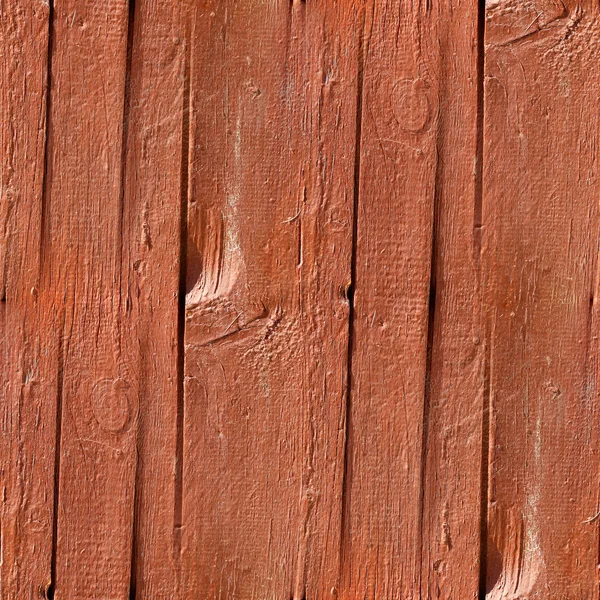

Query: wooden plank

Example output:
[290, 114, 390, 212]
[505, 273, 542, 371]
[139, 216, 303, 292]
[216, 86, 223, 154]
[340, 1, 482, 598]
[483, 0, 600, 597]
[419, 2, 484, 598]
[0, 1, 55, 598]
[46, 1, 135, 597]
[181, 2, 360, 598]
[123, 2, 187, 599]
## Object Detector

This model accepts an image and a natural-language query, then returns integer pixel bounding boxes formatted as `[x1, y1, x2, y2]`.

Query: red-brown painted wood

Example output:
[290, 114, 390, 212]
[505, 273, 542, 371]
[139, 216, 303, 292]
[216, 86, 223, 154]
[46, 1, 135, 597]
[3, 2, 600, 598]
[123, 3, 187, 599]
[339, 2, 482, 598]
[181, 3, 360, 599]
[483, 0, 600, 597]
[0, 2, 54, 597]
[420, 2, 484, 598]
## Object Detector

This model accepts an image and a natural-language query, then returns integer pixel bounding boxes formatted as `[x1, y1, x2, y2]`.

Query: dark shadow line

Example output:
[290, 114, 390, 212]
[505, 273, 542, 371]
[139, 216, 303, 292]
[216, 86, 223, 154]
[339, 3, 367, 576]
[48, 318, 64, 600]
[38, 0, 54, 284]
[128, 458, 140, 600]
[473, 0, 486, 259]
[476, 0, 490, 598]
[479, 329, 491, 599]
[418, 91, 442, 595]
[120, 0, 137, 596]
[44, 2, 57, 598]
[174, 12, 192, 556]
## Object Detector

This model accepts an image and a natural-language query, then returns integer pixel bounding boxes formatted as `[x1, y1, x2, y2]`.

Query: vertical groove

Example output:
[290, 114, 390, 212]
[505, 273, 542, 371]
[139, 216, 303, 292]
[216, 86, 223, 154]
[118, 1, 138, 596]
[479, 332, 491, 598]
[119, 0, 136, 305]
[592, 245, 600, 600]
[48, 320, 63, 600]
[38, 0, 54, 282]
[473, 0, 486, 259]
[418, 104, 442, 593]
[476, 0, 489, 598]
[44, 3, 57, 598]
[129, 457, 140, 600]
[339, 4, 366, 573]
[174, 15, 192, 554]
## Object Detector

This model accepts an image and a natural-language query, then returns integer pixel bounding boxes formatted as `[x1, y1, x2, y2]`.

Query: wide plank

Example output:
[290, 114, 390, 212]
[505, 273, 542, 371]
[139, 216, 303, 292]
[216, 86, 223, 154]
[340, 1, 482, 598]
[181, 2, 360, 598]
[45, 1, 135, 597]
[419, 1, 484, 597]
[483, 0, 600, 597]
[123, 2, 188, 599]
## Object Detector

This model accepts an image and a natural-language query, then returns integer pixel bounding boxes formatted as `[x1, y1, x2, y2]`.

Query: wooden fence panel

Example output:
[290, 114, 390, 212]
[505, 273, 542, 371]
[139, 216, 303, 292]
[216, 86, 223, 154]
[419, 2, 484, 598]
[339, 1, 482, 599]
[4, 1, 600, 598]
[181, 3, 360, 599]
[482, 0, 600, 597]
[0, 2, 54, 598]
[46, 1, 135, 597]
[124, 3, 187, 599]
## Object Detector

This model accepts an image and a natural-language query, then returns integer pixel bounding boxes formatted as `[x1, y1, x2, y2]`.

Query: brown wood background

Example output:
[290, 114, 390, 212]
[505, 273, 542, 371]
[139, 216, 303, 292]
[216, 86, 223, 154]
[2, 1, 599, 599]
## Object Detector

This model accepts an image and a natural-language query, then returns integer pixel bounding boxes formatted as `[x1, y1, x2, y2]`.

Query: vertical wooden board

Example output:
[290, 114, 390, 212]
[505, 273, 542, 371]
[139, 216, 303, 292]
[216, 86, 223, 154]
[0, 1, 55, 597]
[340, 1, 481, 599]
[483, 1, 600, 597]
[123, 2, 186, 599]
[182, 2, 359, 598]
[45, 1, 134, 597]
[419, 1, 483, 598]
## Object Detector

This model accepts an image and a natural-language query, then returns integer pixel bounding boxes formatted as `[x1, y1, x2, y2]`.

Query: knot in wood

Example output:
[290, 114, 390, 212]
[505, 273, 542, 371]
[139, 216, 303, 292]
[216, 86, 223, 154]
[91, 377, 132, 433]
[392, 78, 431, 133]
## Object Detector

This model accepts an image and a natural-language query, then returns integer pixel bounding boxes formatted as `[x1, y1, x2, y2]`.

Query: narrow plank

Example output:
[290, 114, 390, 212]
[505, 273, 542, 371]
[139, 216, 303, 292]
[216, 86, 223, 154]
[419, 1, 484, 597]
[45, 1, 135, 597]
[483, 1, 600, 597]
[123, 2, 187, 598]
[340, 1, 482, 598]
[182, 2, 360, 598]
[0, 1, 55, 597]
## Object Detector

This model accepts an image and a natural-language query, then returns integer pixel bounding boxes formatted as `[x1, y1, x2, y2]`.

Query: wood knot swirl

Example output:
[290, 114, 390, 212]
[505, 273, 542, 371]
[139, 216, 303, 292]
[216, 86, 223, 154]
[91, 377, 132, 433]
[392, 79, 432, 133]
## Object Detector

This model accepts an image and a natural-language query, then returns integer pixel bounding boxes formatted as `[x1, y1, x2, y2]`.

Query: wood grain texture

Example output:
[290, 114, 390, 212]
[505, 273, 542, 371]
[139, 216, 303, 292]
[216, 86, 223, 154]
[46, 1, 135, 597]
[181, 2, 360, 599]
[123, 2, 187, 599]
[339, 2, 482, 599]
[483, 0, 600, 597]
[5, 1, 600, 598]
[419, 2, 484, 598]
[0, 1, 54, 597]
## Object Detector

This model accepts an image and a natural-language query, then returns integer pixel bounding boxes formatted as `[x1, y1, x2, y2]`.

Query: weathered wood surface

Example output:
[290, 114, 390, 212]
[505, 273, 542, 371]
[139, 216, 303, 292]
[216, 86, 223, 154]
[341, 1, 482, 598]
[182, 3, 359, 598]
[1, 1, 599, 599]
[45, 1, 137, 597]
[482, 1, 600, 598]
[123, 3, 187, 599]
[0, 2, 54, 598]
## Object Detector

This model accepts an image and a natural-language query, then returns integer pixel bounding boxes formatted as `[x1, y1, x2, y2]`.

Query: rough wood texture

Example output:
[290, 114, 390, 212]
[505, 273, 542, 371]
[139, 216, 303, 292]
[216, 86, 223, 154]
[483, 0, 600, 597]
[340, 2, 482, 598]
[181, 3, 359, 598]
[3, 1, 600, 598]
[0, 2, 54, 598]
[46, 1, 136, 597]
[123, 2, 186, 599]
